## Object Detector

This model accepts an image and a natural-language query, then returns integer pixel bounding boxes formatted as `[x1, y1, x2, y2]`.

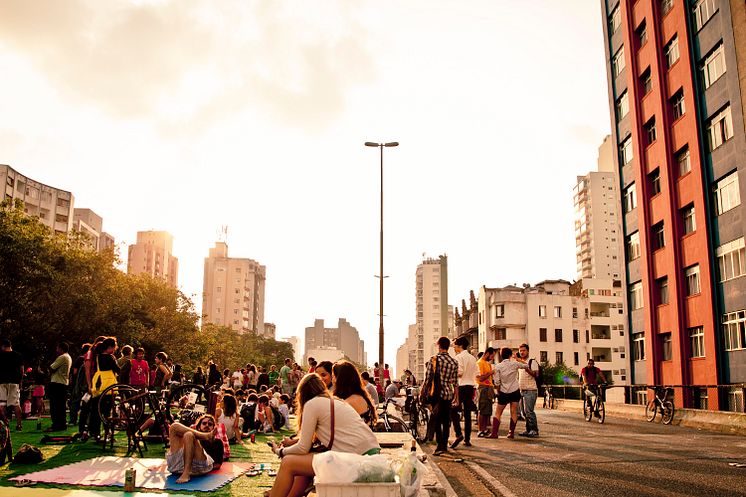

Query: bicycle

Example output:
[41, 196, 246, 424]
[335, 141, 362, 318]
[376, 398, 410, 434]
[404, 386, 430, 442]
[542, 385, 555, 409]
[645, 386, 674, 425]
[583, 384, 606, 423]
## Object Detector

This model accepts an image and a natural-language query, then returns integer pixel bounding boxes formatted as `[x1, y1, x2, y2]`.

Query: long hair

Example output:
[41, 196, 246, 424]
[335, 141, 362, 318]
[332, 360, 376, 422]
[295, 373, 330, 429]
[194, 414, 216, 431]
[222, 394, 237, 417]
[316, 361, 333, 375]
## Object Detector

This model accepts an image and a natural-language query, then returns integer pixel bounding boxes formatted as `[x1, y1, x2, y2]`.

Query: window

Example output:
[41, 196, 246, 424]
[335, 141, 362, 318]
[682, 204, 696, 234]
[717, 237, 746, 282]
[636, 20, 648, 47]
[633, 332, 646, 360]
[540, 351, 548, 363]
[644, 118, 657, 145]
[555, 329, 563, 342]
[708, 106, 734, 151]
[574, 352, 579, 366]
[217, 287, 222, 292]
[540, 328, 547, 342]
[723, 311, 746, 351]
[630, 281, 644, 310]
[685, 265, 701, 296]
[661, 0, 674, 16]
[495, 328, 507, 340]
[693, 0, 717, 30]
[657, 277, 669, 305]
[573, 329, 580, 343]
[613, 46, 626, 77]
[495, 304, 504, 318]
[554, 306, 562, 318]
[661, 333, 673, 361]
[573, 307, 578, 318]
[609, 5, 621, 34]
[641, 67, 653, 95]
[714, 171, 741, 215]
[689, 326, 705, 358]
[623, 183, 637, 212]
[649, 168, 661, 195]
[676, 146, 691, 176]
[671, 90, 685, 120]
[702, 43, 726, 88]
[620, 136, 634, 165]
[555, 352, 564, 364]
[627, 231, 641, 261]
[616, 91, 629, 121]
[652, 221, 666, 250]
[539, 305, 547, 318]
[665, 36, 680, 67]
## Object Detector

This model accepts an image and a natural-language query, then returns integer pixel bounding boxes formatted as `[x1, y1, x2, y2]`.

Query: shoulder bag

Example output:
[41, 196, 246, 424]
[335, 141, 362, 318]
[309, 396, 336, 453]
[91, 356, 118, 397]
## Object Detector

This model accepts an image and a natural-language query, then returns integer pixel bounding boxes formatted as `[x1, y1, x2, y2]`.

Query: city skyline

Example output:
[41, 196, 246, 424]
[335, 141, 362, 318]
[0, 1, 611, 370]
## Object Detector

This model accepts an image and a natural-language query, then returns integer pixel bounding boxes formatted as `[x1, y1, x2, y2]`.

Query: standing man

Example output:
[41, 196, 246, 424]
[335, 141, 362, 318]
[450, 336, 477, 448]
[0, 339, 24, 431]
[476, 347, 496, 437]
[517, 343, 540, 438]
[46, 342, 72, 432]
[420, 336, 458, 456]
[279, 358, 292, 395]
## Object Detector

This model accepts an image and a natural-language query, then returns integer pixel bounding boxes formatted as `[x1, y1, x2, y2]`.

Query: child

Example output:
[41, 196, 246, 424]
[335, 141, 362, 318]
[278, 394, 291, 430]
[31, 367, 47, 418]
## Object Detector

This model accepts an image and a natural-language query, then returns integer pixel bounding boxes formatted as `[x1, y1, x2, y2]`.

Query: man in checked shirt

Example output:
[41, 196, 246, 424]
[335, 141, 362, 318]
[420, 336, 459, 456]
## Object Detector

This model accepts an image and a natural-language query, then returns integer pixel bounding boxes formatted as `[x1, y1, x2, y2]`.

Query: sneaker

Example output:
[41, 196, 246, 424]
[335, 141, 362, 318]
[463, 441, 472, 447]
[450, 436, 464, 449]
[527, 431, 539, 438]
[518, 431, 530, 437]
[433, 448, 447, 456]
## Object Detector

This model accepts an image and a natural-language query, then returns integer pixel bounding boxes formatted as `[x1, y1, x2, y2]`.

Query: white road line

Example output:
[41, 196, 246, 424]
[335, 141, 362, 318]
[466, 461, 518, 497]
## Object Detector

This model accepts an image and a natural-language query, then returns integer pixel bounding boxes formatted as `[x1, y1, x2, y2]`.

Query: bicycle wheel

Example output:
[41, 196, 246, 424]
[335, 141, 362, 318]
[166, 384, 209, 423]
[99, 384, 145, 433]
[583, 398, 593, 422]
[383, 413, 409, 433]
[597, 400, 605, 424]
[645, 401, 657, 422]
[661, 400, 675, 425]
[414, 407, 429, 442]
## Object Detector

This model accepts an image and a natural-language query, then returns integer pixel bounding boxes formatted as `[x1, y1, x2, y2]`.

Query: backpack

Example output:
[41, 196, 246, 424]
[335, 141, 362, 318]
[270, 405, 283, 431]
[14, 444, 43, 464]
[529, 359, 544, 391]
[240, 403, 258, 432]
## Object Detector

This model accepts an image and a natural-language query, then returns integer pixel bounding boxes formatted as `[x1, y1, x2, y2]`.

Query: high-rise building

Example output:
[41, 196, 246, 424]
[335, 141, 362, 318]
[280, 336, 301, 365]
[72, 208, 115, 253]
[1, 164, 74, 235]
[574, 137, 625, 280]
[127, 231, 178, 287]
[201, 241, 265, 334]
[600, 0, 746, 410]
[396, 324, 418, 381]
[411, 255, 449, 382]
[303, 318, 365, 365]
[263, 322, 276, 340]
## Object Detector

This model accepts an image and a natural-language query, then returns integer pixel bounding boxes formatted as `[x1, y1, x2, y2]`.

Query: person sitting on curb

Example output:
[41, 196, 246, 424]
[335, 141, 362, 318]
[166, 414, 224, 484]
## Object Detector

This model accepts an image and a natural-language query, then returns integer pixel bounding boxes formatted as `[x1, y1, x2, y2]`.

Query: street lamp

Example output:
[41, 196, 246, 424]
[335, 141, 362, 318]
[365, 141, 398, 383]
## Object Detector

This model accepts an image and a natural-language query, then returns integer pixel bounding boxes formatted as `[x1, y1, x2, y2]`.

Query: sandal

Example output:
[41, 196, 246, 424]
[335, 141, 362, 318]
[246, 469, 262, 477]
[267, 469, 277, 477]
[15, 479, 34, 487]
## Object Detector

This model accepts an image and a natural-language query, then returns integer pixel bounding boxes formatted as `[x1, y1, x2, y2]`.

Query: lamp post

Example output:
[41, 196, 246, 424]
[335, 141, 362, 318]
[365, 141, 398, 383]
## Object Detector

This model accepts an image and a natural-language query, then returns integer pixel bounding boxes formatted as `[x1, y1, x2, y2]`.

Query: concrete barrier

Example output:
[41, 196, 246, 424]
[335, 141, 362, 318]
[554, 398, 746, 435]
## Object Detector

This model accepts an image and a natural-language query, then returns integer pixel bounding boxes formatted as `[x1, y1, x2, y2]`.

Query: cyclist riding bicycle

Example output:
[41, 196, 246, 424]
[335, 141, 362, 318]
[580, 359, 607, 405]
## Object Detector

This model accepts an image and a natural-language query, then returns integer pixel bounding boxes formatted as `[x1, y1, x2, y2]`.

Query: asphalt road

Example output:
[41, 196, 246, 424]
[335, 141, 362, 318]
[426, 408, 746, 497]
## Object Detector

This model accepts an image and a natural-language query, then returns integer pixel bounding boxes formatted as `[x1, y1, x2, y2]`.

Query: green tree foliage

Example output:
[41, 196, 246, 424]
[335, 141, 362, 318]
[0, 199, 293, 373]
[541, 360, 580, 386]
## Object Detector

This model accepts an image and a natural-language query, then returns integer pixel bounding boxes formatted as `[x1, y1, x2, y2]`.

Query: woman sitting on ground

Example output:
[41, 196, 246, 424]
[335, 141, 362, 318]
[215, 393, 241, 443]
[314, 361, 334, 389]
[331, 360, 377, 427]
[267, 374, 380, 497]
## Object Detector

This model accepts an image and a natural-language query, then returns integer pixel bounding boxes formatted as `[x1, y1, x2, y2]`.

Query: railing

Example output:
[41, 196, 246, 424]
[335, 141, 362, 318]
[544, 383, 746, 413]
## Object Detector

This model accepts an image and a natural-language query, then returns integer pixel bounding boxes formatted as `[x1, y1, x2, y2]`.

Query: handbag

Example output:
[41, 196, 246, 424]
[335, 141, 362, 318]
[309, 396, 335, 453]
[91, 356, 118, 397]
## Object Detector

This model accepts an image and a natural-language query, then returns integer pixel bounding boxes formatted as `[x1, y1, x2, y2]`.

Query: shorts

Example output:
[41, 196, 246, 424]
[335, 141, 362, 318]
[281, 384, 293, 395]
[477, 386, 494, 416]
[166, 447, 214, 476]
[497, 389, 521, 406]
[0, 384, 20, 407]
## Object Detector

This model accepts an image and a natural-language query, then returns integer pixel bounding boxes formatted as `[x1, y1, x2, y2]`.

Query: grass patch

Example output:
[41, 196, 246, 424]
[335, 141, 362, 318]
[0, 418, 288, 496]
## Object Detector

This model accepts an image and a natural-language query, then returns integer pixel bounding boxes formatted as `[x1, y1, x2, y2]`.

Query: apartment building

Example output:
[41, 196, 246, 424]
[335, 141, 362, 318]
[72, 208, 115, 253]
[128, 231, 179, 287]
[396, 324, 418, 381]
[1, 164, 74, 235]
[201, 241, 264, 334]
[600, 0, 746, 410]
[303, 318, 366, 365]
[410, 255, 449, 382]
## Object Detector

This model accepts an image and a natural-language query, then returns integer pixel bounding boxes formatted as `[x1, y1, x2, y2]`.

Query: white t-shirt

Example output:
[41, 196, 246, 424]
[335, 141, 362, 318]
[232, 371, 243, 388]
[455, 350, 478, 387]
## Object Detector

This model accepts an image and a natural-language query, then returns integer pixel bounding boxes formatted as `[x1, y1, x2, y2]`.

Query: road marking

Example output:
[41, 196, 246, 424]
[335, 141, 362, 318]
[466, 460, 518, 497]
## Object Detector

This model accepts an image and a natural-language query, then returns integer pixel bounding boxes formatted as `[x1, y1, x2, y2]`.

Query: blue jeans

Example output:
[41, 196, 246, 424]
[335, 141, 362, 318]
[521, 389, 538, 433]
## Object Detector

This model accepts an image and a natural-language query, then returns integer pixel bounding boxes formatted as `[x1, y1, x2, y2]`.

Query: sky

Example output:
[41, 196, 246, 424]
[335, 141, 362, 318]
[0, 0, 612, 372]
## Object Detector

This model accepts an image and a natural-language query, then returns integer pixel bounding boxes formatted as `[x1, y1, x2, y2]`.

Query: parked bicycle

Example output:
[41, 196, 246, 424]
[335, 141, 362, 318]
[404, 386, 429, 442]
[645, 386, 674, 425]
[376, 392, 429, 443]
[583, 383, 606, 423]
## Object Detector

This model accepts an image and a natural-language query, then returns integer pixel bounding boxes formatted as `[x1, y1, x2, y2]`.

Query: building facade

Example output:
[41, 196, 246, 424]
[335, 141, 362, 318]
[411, 255, 449, 382]
[1, 164, 74, 235]
[201, 242, 265, 334]
[600, 0, 746, 410]
[280, 336, 301, 365]
[72, 208, 115, 253]
[263, 322, 276, 340]
[303, 318, 366, 365]
[128, 231, 179, 287]
[396, 324, 418, 381]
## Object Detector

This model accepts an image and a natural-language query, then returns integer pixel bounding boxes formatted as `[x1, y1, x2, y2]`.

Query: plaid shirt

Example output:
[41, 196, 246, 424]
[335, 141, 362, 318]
[424, 352, 459, 401]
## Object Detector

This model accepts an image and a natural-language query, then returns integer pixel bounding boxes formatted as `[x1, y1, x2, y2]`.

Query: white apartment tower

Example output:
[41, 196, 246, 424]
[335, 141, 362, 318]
[412, 255, 449, 382]
[127, 231, 179, 287]
[202, 241, 265, 334]
[573, 136, 624, 280]
[73, 208, 115, 253]
[304, 318, 365, 365]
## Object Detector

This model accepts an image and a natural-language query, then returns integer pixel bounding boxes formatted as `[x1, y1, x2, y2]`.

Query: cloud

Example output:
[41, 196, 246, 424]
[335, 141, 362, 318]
[0, 0, 375, 131]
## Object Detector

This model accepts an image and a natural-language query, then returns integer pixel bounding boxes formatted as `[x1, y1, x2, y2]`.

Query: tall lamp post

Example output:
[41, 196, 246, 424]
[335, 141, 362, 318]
[365, 141, 398, 382]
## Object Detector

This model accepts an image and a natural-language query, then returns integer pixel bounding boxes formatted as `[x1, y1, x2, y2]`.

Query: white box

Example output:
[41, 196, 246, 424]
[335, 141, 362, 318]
[315, 482, 401, 497]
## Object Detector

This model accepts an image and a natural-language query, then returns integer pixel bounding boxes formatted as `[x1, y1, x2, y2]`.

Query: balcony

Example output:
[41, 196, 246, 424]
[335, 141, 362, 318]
[591, 325, 611, 340]
[591, 347, 612, 363]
